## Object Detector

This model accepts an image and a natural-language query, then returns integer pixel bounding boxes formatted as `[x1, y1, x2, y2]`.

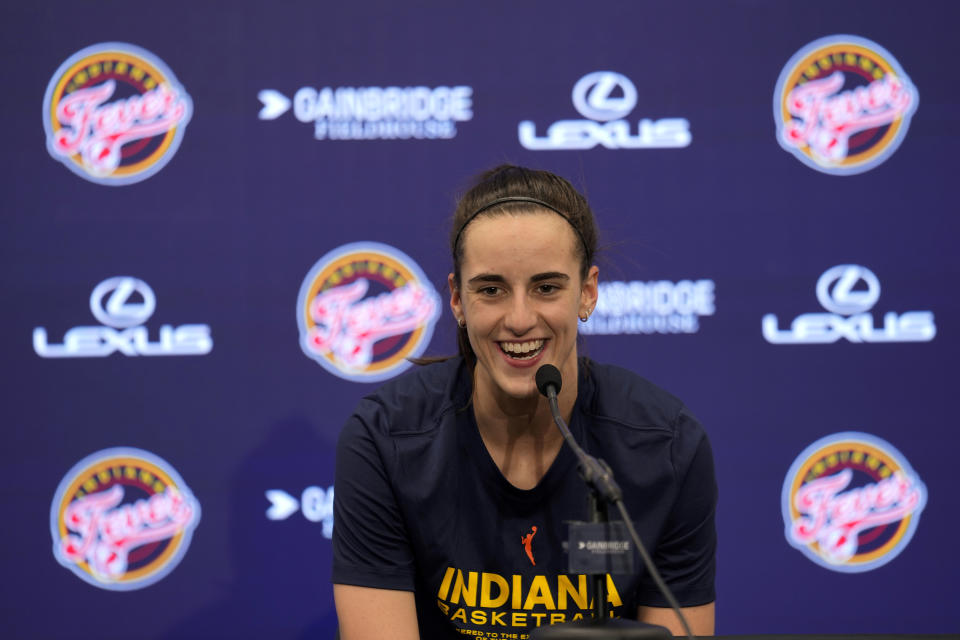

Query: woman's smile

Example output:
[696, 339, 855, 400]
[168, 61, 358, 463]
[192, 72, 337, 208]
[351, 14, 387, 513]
[497, 338, 547, 366]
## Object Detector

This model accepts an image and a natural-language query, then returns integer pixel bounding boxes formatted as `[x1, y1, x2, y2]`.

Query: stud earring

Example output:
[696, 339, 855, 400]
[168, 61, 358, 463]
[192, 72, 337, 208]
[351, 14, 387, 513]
[458, 317, 466, 329]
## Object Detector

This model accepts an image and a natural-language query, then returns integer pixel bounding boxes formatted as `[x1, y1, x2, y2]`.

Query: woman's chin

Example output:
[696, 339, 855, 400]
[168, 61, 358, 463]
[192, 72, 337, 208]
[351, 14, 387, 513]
[498, 377, 542, 403]
[476, 361, 546, 406]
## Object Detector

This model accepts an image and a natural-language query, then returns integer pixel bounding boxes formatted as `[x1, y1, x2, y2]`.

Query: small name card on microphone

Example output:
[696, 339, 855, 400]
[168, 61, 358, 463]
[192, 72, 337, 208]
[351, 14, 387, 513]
[567, 521, 635, 575]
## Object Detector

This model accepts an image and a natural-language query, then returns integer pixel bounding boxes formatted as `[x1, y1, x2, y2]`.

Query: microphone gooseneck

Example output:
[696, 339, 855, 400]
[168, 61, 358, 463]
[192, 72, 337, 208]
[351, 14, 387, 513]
[534, 364, 620, 503]
[533, 364, 695, 640]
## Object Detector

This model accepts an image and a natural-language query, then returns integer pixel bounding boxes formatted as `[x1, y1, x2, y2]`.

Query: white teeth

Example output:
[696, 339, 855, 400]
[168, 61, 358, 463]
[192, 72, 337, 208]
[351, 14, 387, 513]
[499, 339, 544, 358]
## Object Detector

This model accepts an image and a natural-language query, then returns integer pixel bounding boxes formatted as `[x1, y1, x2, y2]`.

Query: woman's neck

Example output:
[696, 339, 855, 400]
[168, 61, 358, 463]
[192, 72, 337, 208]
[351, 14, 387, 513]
[471, 362, 579, 489]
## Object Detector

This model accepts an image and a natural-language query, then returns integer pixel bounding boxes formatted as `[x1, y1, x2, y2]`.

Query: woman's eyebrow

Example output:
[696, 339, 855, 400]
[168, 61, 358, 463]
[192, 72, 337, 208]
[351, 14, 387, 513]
[530, 272, 570, 283]
[467, 273, 506, 284]
[468, 272, 570, 285]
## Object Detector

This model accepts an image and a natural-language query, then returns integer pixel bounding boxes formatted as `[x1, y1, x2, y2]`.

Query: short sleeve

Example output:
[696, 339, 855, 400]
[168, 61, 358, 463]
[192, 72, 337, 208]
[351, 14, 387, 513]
[635, 408, 717, 607]
[331, 408, 416, 591]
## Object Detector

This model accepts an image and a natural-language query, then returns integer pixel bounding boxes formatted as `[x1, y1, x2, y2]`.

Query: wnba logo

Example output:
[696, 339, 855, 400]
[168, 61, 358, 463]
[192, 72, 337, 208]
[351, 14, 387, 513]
[297, 242, 441, 383]
[50, 448, 201, 590]
[773, 35, 918, 175]
[781, 432, 926, 572]
[43, 42, 192, 185]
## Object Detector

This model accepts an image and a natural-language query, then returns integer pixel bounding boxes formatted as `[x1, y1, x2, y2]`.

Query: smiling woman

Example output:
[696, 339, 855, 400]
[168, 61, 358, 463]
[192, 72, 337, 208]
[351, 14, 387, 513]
[332, 166, 717, 639]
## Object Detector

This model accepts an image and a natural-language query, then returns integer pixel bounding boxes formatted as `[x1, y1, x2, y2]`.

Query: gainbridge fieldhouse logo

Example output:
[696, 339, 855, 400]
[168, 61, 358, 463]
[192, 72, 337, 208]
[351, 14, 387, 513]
[781, 432, 926, 573]
[297, 242, 441, 383]
[43, 42, 192, 185]
[774, 35, 918, 175]
[50, 448, 201, 590]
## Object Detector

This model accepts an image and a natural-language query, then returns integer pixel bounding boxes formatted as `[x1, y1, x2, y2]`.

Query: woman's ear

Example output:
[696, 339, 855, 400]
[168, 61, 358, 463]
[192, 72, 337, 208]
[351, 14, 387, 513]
[448, 273, 463, 324]
[580, 265, 599, 317]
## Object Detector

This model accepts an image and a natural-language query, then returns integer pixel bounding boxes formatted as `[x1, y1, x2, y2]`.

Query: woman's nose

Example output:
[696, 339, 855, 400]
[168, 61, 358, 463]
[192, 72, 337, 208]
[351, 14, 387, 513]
[504, 295, 537, 335]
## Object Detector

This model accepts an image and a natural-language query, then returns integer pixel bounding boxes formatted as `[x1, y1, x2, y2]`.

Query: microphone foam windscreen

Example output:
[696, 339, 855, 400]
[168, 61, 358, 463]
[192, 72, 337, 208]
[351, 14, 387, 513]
[535, 364, 562, 397]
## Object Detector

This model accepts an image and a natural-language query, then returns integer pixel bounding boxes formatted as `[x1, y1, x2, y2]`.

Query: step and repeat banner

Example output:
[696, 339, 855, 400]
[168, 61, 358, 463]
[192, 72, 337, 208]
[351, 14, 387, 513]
[2, 1, 957, 638]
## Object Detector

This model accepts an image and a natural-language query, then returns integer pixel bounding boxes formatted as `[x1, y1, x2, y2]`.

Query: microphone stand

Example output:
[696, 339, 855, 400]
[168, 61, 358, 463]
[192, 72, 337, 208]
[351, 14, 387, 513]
[589, 490, 606, 626]
[531, 368, 695, 640]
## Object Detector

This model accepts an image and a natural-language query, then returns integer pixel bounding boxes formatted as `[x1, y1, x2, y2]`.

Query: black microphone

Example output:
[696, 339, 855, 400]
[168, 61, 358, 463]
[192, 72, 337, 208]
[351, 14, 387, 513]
[533, 364, 695, 640]
[535, 363, 562, 397]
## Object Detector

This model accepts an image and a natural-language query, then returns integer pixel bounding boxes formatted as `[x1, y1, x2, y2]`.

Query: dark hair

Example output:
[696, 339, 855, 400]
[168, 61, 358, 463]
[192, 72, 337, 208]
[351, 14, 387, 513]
[449, 165, 599, 368]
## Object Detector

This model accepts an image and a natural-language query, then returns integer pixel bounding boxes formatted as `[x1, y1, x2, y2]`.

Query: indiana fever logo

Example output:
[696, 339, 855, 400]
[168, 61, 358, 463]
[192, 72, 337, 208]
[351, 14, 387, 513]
[774, 35, 918, 175]
[50, 448, 201, 590]
[43, 42, 192, 185]
[781, 432, 926, 573]
[297, 242, 441, 383]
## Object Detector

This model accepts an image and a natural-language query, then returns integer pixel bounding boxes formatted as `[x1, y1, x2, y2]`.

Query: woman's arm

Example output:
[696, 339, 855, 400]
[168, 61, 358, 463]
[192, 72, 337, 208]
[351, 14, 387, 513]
[638, 602, 715, 636]
[333, 412, 420, 639]
[635, 415, 718, 636]
[334, 584, 420, 640]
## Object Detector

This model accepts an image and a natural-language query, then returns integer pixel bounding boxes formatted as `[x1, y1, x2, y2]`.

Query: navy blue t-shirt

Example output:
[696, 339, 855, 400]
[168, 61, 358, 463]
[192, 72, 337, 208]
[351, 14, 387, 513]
[332, 357, 716, 638]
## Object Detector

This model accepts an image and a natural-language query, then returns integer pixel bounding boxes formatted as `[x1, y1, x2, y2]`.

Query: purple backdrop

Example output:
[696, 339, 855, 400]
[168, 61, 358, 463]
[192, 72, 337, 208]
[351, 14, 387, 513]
[2, 1, 957, 637]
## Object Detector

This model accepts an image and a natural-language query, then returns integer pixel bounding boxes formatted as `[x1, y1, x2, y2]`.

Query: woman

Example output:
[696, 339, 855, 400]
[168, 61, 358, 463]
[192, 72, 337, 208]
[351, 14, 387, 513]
[332, 166, 717, 638]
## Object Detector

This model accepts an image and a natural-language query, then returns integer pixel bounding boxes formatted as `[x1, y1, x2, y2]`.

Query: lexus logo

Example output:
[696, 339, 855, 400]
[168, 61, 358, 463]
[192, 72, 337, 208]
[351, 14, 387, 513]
[34, 276, 213, 358]
[816, 265, 881, 315]
[519, 70, 690, 150]
[89, 277, 156, 328]
[763, 263, 935, 344]
[571, 71, 637, 121]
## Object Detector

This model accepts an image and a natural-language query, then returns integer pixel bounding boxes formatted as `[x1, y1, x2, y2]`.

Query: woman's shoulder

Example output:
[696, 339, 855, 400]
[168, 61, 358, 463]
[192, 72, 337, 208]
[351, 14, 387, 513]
[349, 357, 468, 437]
[580, 358, 701, 435]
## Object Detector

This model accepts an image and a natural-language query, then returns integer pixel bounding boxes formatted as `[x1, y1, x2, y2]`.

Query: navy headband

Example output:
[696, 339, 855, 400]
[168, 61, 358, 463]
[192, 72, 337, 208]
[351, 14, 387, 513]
[453, 196, 590, 257]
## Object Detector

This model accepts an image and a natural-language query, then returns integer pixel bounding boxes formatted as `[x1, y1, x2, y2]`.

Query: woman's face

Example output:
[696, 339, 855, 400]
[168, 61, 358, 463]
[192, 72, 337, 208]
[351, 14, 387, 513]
[449, 211, 598, 403]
